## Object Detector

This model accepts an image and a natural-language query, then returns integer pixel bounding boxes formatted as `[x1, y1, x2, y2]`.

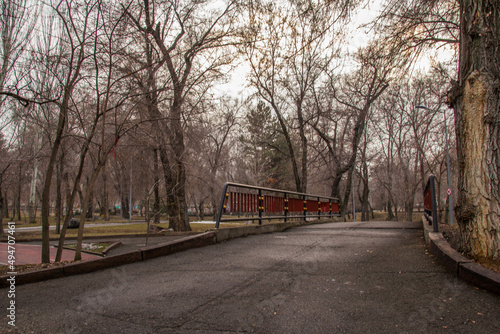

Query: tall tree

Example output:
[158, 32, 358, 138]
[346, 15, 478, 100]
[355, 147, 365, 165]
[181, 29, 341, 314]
[448, 1, 500, 261]
[36, 0, 100, 263]
[126, 0, 240, 231]
[0, 133, 10, 231]
[60, 0, 137, 261]
[246, 0, 351, 192]
[0, 0, 38, 231]
[357, 118, 373, 221]
[0, 0, 38, 97]
[312, 42, 393, 218]
[200, 98, 239, 218]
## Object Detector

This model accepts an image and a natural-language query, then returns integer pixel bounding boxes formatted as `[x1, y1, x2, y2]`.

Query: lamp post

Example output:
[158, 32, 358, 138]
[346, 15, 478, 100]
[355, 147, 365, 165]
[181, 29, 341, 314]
[416, 105, 454, 225]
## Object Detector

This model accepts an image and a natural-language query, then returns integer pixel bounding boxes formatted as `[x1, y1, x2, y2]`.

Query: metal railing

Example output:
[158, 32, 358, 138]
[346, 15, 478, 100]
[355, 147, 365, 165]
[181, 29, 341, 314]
[215, 182, 340, 228]
[424, 175, 439, 232]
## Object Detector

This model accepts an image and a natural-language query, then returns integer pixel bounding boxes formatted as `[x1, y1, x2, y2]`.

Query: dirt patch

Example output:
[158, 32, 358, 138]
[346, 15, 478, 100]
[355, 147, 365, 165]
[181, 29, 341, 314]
[476, 257, 500, 274]
[440, 223, 500, 274]
[0, 261, 84, 276]
[440, 223, 462, 251]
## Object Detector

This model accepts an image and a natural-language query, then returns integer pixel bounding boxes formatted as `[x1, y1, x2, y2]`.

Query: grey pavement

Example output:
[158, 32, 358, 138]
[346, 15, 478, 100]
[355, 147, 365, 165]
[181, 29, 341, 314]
[2, 221, 500, 333]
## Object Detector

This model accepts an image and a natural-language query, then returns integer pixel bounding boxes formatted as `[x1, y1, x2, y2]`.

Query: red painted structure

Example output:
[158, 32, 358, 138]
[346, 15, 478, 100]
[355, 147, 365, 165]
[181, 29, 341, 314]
[215, 183, 340, 228]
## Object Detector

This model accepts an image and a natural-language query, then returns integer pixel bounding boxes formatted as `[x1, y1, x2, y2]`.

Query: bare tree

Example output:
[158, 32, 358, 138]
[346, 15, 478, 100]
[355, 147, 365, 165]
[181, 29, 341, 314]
[53, 0, 138, 261]
[357, 117, 374, 221]
[188, 96, 239, 219]
[0, 0, 38, 231]
[368, 65, 455, 222]
[0, 0, 38, 99]
[311, 42, 393, 218]
[373, 0, 459, 61]
[126, 0, 240, 231]
[34, 0, 100, 263]
[0, 133, 11, 232]
[245, 0, 351, 192]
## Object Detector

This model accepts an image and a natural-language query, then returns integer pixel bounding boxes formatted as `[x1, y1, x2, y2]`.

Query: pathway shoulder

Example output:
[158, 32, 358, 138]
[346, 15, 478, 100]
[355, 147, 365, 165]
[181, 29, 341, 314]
[422, 216, 500, 296]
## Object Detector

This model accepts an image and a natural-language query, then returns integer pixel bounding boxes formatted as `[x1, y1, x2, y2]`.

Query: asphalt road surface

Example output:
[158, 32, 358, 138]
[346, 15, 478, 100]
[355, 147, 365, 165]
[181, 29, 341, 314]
[2, 221, 500, 333]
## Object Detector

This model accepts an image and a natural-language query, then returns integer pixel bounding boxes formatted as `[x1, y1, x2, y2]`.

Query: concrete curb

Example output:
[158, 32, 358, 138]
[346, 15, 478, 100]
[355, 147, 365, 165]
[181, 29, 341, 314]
[422, 216, 500, 296]
[57, 241, 123, 257]
[428, 232, 473, 275]
[102, 241, 123, 255]
[140, 232, 216, 260]
[1, 220, 326, 288]
[459, 262, 500, 295]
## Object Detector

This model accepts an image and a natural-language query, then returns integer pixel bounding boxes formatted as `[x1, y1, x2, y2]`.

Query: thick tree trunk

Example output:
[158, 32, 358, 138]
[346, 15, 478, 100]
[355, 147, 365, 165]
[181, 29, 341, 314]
[297, 103, 308, 193]
[331, 169, 351, 221]
[102, 169, 110, 221]
[145, 91, 187, 230]
[341, 168, 354, 220]
[152, 148, 160, 224]
[360, 136, 370, 222]
[158, 141, 187, 231]
[198, 200, 205, 221]
[453, 70, 500, 260]
[0, 181, 4, 234]
[29, 131, 41, 224]
[63, 170, 70, 218]
[74, 165, 104, 260]
[450, 1, 500, 261]
[271, 102, 303, 192]
[3, 191, 8, 218]
[361, 166, 370, 222]
[387, 200, 395, 221]
[86, 189, 94, 220]
[120, 181, 129, 220]
[168, 97, 191, 231]
[55, 155, 62, 234]
[405, 197, 414, 222]
[141, 31, 188, 230]
[16, 163, 21, 221]
[41, 102, 69, 263]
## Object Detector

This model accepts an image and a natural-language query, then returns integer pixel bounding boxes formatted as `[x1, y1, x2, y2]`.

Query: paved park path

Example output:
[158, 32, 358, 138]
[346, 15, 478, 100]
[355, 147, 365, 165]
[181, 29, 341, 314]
[1, 221, 500, 333]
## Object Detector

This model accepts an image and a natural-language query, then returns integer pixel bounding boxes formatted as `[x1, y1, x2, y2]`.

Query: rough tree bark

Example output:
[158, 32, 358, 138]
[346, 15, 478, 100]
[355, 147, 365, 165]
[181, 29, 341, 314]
[359, 136, 370, 221]
[40, 85, 77, 262]
[39, 0, 93, 263]
[449, 1, 500, 261]
[152, 148, 160, 224]
[55, 151, 64, 234]
[0, 177, 4, 227]
[102, 170, 110, 221]
[16, 163, 21, 221]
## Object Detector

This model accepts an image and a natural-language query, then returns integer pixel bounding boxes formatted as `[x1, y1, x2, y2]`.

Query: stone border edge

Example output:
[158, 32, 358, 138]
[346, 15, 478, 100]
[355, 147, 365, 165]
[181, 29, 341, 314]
[421, 216, 500, 296]
[0, 219, 331, 288]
